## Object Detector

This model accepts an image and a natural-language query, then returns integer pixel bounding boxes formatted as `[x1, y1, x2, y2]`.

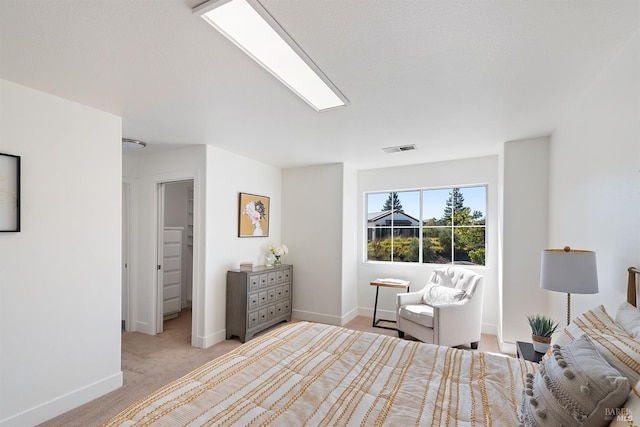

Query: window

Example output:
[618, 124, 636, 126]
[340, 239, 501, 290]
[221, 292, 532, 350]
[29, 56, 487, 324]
[366, 186, 486, 266]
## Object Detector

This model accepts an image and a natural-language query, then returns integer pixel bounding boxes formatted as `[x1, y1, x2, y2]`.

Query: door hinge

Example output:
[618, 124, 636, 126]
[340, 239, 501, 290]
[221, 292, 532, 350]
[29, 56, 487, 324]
[157, 265, 161, 270]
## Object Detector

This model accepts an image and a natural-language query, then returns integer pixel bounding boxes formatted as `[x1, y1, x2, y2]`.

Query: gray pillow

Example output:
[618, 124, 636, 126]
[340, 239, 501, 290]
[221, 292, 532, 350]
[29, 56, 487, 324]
[520, 334, 630, 426]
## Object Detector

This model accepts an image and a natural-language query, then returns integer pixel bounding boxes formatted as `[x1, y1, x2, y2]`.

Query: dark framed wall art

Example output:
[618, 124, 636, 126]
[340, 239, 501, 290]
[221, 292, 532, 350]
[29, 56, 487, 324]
[0, 153, 20, 232]
[238, 192, 269, 237]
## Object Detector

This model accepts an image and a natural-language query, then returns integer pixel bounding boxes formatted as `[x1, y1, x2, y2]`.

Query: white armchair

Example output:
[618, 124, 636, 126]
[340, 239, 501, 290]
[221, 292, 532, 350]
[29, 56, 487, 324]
[396, 267, 484, 349]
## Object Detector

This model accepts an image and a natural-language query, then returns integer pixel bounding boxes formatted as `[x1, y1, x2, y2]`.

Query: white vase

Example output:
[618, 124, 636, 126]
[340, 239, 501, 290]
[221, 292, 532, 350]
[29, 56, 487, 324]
[253, 223, 263, 236]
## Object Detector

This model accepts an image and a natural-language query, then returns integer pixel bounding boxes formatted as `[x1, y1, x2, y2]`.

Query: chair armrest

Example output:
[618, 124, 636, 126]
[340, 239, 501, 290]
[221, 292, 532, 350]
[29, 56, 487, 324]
[435, 300, 481, 332]
[432, 283, 484, 347]
[397, 290, 424, 306]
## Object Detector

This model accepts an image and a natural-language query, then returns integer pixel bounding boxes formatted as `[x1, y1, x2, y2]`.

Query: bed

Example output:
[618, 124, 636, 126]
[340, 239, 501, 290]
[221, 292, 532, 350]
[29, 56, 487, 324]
[103, 267, 640, 427]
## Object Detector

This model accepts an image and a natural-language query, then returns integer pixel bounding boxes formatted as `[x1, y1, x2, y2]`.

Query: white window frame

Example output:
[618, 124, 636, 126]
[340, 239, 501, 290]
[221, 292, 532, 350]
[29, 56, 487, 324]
[365, 185, 487, 265]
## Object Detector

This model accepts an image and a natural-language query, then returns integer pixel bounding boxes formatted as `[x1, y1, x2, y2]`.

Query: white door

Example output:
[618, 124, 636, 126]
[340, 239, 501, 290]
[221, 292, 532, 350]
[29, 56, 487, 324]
[162, 227, 183, 319]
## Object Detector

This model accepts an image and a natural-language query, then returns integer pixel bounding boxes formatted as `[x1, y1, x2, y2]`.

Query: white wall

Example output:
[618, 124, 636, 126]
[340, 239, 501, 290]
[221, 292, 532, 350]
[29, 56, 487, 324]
[124, 145, 283, 348]
[341, 164, 359, 320]
[548, 30, 640, 321]
[0, 79, 122, 426]
[124, 146, 205, 345]
[357, 156, 500, 335]
[501, 137, 550, 344]
[282, 164, 346, 324]
[205, 145, 282, 344]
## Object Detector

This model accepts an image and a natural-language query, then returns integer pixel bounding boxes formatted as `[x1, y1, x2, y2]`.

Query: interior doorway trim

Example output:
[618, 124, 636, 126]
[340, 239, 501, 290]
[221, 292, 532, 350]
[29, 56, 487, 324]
[152, 171, 202, 348]
[122, 182, 130, 332]
[122, 178, 139, 332]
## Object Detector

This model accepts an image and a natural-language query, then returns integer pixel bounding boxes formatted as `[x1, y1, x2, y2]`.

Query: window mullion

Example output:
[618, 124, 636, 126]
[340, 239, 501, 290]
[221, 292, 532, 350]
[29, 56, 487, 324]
[419, 190, 423, 264]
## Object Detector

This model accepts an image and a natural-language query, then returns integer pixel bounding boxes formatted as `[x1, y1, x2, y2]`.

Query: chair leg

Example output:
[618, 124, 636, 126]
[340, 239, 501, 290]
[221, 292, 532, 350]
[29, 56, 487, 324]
[398, 331, 405, 338]
[470, 341, 479, 350]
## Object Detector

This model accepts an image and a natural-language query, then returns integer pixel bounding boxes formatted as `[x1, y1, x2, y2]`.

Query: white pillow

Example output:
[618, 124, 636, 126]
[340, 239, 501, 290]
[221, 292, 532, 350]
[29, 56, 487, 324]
[615, 301, 640, 339]
[422, 283, 466, 306]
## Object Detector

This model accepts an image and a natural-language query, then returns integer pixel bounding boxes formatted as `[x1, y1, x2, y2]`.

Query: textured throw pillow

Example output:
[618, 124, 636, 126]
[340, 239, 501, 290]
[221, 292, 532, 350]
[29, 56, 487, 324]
[615, 302, 640, 339]
[554, 305, 640, 384]
[520, 335, 630, 427]
[421, 283, 466, 306]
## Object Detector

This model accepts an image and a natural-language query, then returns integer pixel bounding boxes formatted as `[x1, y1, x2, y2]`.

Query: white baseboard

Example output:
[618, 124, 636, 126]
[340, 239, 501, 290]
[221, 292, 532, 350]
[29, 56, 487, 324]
[340, 307, 360, 326]
[293, 309, 344, 326]
[358, 306, 395, 322]
[481, 323, 499, 337]
[499, 341, 517, 355]
[0, 372, 123, 427]
[135, 320, 153, 335]
[198, 329, 226, 348]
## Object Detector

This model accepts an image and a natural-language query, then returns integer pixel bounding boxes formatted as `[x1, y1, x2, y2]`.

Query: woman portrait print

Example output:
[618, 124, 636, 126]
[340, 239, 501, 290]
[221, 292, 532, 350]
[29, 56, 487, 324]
[238, 193, 269, 237]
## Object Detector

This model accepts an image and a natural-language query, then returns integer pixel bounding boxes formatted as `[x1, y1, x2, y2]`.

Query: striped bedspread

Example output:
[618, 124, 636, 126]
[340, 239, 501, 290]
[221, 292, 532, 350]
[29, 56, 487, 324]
[103, 322, 537, 426]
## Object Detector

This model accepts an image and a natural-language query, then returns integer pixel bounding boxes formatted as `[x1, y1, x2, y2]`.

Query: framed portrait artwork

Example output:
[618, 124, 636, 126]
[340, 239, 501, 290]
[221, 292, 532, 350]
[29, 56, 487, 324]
[0, 153, 20, 232]
[238, 192, 269, 237]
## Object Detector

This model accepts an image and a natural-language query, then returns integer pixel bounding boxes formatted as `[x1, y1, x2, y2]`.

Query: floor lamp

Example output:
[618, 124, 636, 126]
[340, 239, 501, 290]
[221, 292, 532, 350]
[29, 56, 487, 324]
[540, 246, 599, 325]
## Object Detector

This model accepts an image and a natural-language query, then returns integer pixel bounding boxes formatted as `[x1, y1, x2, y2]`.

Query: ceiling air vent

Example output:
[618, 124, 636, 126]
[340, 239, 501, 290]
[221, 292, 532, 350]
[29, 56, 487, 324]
[382, 144, 416, 154]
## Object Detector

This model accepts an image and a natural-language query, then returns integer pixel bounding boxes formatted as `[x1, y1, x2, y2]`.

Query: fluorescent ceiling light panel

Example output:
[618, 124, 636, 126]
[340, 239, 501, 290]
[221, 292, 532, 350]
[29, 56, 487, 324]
[195, 0, 347, 112]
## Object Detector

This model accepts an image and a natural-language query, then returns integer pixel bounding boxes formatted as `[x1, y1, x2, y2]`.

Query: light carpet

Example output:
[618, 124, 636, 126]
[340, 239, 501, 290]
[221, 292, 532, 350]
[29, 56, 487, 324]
[38, 311, 502, 426]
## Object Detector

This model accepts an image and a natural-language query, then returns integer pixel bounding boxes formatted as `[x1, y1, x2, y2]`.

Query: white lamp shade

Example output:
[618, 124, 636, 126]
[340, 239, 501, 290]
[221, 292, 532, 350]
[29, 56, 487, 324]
[540, 248, 599, 294]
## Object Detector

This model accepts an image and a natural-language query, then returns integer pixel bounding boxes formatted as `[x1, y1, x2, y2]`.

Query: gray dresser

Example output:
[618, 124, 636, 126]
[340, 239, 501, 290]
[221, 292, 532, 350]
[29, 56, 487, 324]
[226, 264, 292, 342]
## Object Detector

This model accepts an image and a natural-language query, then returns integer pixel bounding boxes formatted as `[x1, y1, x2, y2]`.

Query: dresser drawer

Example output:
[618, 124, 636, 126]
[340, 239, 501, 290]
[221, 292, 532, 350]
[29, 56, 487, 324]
[267, 304, 276, 320]
[259, 274, 268, 288]
[249, 275, 260, 291]
[258, 291, 268, 306]
[248, 311, 259, 329]
[248, 293, 259, 310]
[258, 308, 268, 324]
[267, 288, 276, 303]
[268, 272, 277, 287]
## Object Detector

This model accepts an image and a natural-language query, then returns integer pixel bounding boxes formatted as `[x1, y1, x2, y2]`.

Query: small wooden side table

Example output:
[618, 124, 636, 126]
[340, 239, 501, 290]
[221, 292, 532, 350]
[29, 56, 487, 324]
[370, 279, 411, 330]
[516, 341, 544, 363]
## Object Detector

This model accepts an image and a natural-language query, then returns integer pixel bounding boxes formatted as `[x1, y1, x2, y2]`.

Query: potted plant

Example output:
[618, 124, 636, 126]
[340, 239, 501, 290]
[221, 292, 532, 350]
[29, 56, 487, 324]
[526, 314, 559, 353]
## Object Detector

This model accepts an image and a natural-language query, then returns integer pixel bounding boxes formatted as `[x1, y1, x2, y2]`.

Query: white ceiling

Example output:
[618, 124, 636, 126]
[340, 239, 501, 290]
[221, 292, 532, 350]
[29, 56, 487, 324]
[1, 0, 638, 169]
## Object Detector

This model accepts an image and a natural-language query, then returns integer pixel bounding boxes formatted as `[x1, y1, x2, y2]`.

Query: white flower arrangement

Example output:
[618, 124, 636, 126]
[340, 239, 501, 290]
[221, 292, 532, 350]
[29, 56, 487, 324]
[269, 244, 289, 257]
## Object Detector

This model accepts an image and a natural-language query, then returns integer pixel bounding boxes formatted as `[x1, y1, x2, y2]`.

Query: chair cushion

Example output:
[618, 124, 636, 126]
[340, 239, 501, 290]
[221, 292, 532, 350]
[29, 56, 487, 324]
[422, 283, 466, 306]
[399, 304, 434, 328]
